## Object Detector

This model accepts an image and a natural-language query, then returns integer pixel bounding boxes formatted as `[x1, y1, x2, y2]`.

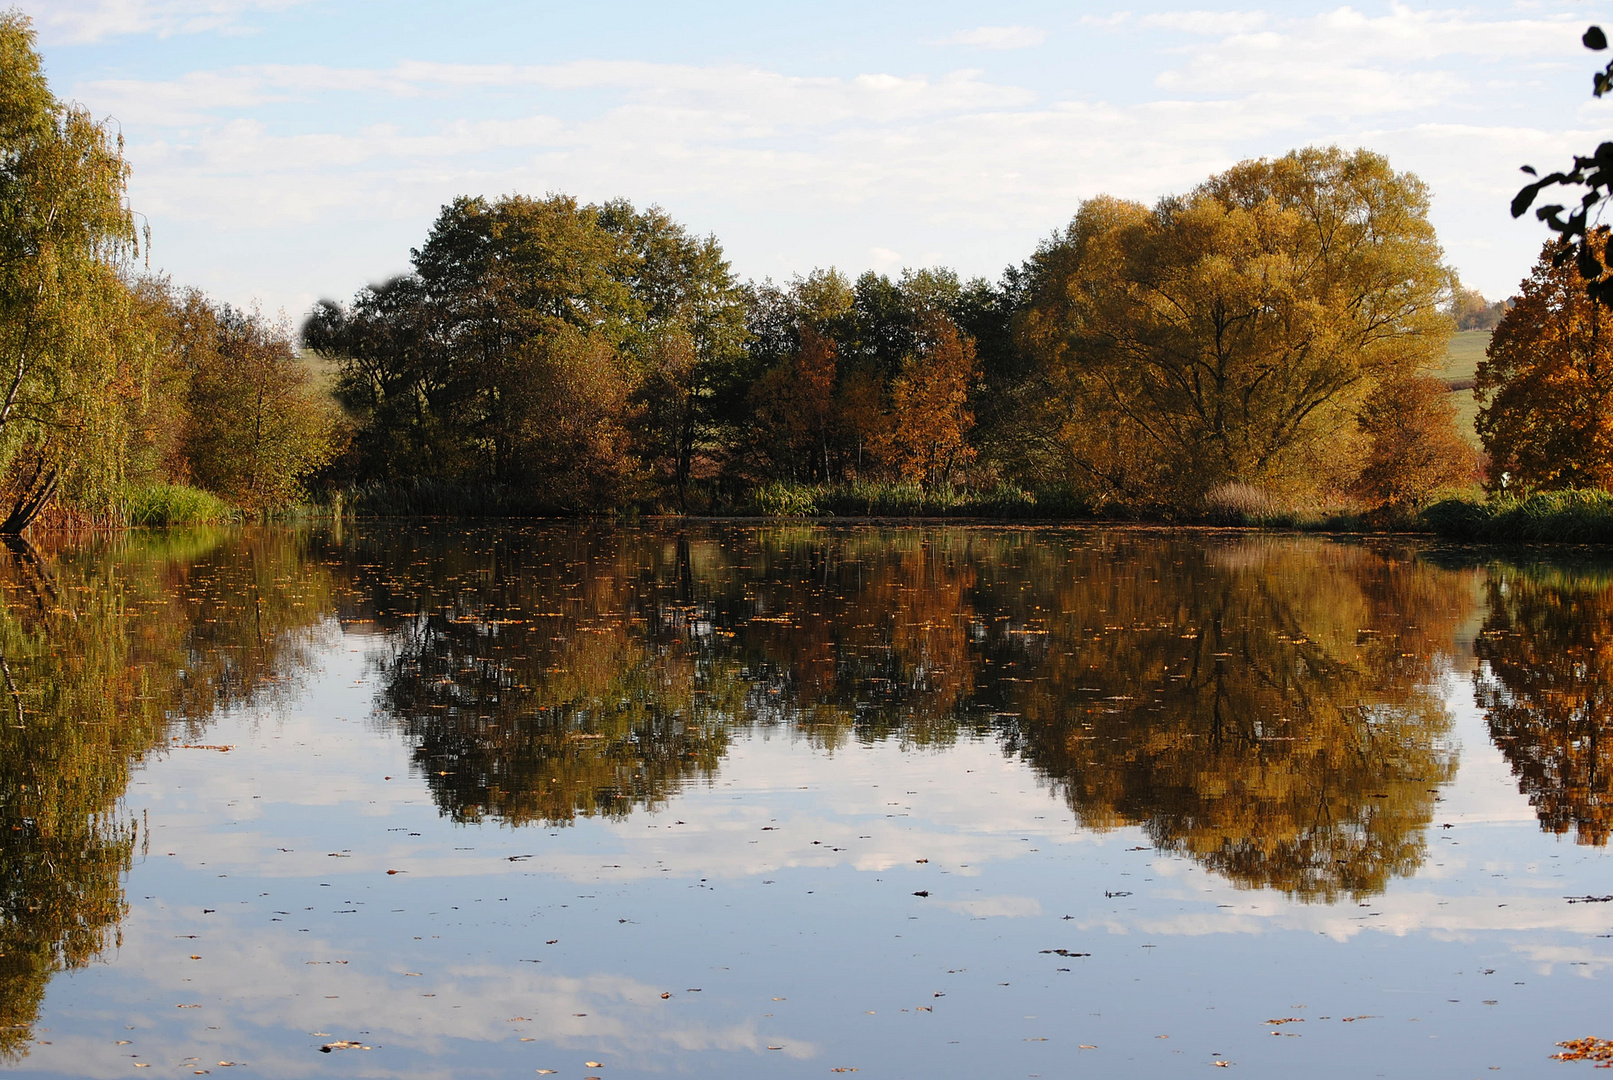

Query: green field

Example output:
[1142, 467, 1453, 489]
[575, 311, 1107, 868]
[1441, 329, 1488, 447]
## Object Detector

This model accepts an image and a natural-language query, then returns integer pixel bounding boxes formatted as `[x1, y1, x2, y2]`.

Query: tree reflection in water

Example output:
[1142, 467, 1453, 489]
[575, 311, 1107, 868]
[983, 536, 1471, 902]
[1476, 562, 1613, 845]
[352, 527, 1474, 903]
[0, 523, 1499, 1061]
[0, 529, 334, 1059]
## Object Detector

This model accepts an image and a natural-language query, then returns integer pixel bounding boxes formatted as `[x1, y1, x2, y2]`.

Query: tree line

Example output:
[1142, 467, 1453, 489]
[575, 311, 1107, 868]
[5, 9, 1594, 530]
[307, 146, 1492, 517]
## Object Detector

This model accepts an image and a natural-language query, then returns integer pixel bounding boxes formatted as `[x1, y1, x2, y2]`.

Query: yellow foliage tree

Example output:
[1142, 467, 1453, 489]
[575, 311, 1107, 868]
[1019, 147, 1453, 509]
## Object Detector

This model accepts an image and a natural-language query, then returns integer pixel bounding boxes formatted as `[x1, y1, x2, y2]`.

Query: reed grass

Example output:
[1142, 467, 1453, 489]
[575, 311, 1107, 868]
[123, 483, 239, 526]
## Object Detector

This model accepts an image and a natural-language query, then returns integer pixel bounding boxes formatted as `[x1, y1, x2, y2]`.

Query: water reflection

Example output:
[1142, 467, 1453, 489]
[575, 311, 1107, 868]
[0, 530, 332, 1058]
[0, 523, 1523, 1063]
[346, 527, 1474, 902]
[1476, 561, 1613, 845]
[983, 537, 1470, 901]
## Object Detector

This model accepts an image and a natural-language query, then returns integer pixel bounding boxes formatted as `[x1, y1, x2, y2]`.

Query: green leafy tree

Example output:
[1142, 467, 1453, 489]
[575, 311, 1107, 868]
[308, 196, 749, 511]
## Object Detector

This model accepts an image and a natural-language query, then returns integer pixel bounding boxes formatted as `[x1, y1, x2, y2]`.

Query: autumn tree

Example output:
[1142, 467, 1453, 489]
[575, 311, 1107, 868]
[739, 267, 988, 487]
[879, 312, 978, 485]
[1451, 287, 1507, 331]
[1352, 375, 1477, 508]
[1477, 240, 1613, 490]
[182, 305, 336, 510]
[1018, 147, 1454, 510]
[0, 13, 150, 530]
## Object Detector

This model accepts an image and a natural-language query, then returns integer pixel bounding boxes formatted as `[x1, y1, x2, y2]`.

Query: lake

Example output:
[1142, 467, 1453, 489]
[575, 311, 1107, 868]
[1, 523, 1610, 1078]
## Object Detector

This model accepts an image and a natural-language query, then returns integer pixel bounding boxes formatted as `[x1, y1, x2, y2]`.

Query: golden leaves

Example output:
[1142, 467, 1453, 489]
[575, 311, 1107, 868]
[1552, 1037, 1613, 1064]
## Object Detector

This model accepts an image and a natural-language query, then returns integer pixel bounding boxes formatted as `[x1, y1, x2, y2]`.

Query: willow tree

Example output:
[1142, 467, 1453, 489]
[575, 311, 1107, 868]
[0, 14, 143, 530]
[1018, 147, 1454, 509]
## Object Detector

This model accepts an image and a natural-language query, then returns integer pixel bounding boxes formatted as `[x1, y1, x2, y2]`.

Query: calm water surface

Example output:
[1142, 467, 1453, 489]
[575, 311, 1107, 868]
[1, 523, 1610, 1078]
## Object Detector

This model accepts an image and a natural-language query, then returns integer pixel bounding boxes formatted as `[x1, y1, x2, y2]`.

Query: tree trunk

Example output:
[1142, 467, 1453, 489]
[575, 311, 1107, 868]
[0, 453, 57, 535]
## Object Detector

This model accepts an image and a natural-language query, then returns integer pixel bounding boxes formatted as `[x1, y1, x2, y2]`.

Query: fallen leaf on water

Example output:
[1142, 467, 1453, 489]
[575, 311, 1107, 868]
[1552, 1037, 1613, 1064]
[520, 1038, 535, 1042]
[1265, 1018, 1304, 1025]
[135, 1064, 150, 1068]
[829, 1069, 859, 1074]
[584, 1062, 604, 1069]
[1212, 1062, 1231, 1068]
[1079, 1044, 1097, 1050]
[767, 1046, 785, 1051]
[506, 1017, 530, 1022]
[660, 992, 671, 999]
[116, 1040, 130, 1045]
[175, 1004, 200, 1009]
[318, 1041, 370, 1053]
[1340, 1016, 1379, 1022]
[537, 1071, 557, 1075]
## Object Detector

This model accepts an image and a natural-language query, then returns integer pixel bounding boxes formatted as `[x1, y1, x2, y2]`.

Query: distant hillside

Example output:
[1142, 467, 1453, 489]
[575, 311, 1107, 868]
[1440, 329, 1488, 448]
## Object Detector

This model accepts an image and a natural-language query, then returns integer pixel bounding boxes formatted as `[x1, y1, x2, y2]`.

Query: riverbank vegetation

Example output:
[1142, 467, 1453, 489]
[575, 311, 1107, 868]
[0, 15, 336, 532]
[5, 11, 1607, 535]
[308, 148, 1487, 522]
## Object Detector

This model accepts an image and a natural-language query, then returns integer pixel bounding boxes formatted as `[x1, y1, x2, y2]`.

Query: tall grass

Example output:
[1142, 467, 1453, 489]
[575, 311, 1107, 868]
[742, 480, 1078, 518]
[123, 483, 239, 527]
[1423, 489, 1613, 543]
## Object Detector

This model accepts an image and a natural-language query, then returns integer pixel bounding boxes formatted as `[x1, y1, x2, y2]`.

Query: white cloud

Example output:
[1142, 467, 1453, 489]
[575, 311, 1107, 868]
[939, 25, 1047, 50]
[36, 0, 310, 45]
[1138, 10, 1268, 35]
[55, 4, 1613, 312]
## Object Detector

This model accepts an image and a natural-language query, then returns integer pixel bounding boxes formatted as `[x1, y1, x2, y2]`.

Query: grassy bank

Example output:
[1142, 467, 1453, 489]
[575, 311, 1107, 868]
[1422, 490, 1613, 542]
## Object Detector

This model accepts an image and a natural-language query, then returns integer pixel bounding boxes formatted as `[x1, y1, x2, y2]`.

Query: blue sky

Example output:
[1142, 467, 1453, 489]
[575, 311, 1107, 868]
[29, 0, 1613, 318]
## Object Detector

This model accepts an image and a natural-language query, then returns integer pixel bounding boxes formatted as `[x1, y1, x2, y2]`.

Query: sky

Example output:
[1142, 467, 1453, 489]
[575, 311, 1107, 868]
[27, 0, 1613, 320]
